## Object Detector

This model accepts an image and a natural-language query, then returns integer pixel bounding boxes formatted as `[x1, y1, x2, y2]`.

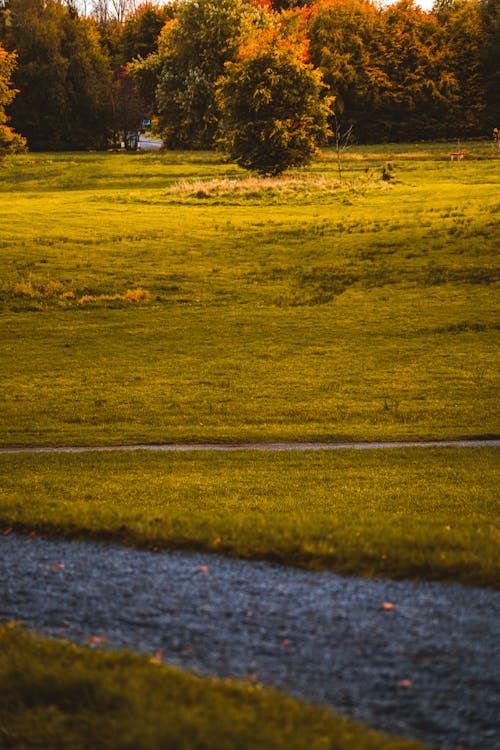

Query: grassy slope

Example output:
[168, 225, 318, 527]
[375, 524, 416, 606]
[1, 447, 498, 588]
[0, 627, 429, 750]
[0, 144, 498, 446]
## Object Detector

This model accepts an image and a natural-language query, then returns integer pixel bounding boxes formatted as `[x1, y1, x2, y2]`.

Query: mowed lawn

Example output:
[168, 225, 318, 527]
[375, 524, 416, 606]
[1, 447, 498, 588]
[0, 144, 498, 447]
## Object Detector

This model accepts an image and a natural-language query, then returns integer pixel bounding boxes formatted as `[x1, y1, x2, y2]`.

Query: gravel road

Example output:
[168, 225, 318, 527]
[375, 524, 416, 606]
[1, 534, 499, 749]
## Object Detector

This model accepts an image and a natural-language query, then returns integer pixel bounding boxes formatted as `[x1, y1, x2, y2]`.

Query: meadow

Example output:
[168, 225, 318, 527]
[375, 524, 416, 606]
[0, 143, 498, 447]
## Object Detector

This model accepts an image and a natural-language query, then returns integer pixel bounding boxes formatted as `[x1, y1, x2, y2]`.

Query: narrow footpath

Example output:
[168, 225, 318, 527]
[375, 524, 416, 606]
[1, 438, 499, 454]
[1, 534, 499, 750]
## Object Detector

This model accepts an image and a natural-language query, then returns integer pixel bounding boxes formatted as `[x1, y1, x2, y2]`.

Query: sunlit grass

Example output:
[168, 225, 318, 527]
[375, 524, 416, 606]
[1, 447, 498, 588]
[0, 145, 498, 446]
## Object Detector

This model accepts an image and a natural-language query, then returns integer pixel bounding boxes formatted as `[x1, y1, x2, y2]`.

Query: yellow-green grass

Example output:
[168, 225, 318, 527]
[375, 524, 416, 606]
[0, 627, 429, 750]
[1, 448, 498, 588]
[1, 144, 498, 447]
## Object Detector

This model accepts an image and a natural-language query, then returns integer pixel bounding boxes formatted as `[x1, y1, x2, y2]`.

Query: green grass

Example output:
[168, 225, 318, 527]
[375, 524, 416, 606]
[1, 447, 498, 588]
[0, 626, 429, 750]
[0, 143, 498, 447]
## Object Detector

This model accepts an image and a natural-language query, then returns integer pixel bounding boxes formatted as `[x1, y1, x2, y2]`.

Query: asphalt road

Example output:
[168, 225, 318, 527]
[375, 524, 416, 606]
[1, 533, 499, 749]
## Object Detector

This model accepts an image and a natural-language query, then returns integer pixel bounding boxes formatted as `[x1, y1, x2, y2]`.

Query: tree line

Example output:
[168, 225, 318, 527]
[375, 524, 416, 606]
[0, 0, 498, 169]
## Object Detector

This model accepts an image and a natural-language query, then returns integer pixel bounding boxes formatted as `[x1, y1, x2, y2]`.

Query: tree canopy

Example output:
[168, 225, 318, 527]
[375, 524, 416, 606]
[0, 0, 497, 156]
[217, 12, 332, 174]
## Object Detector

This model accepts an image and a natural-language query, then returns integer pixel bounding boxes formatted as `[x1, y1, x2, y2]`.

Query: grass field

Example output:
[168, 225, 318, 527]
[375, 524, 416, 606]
[1, 143, 498, 446]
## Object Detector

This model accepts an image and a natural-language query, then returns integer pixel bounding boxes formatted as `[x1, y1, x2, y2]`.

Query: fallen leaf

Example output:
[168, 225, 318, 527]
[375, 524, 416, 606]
[29, 531, 37, 537]
[86, 636, 107, 644]
[150, 649, 163, 665]
[198, 566, 209, 572]
[50, 563, 65, 570]
[381, 602, 395, 611]
[399, 679, 412, 687]
[3, 528, 12, 535]
[247, 672, 258, 682]
[151, 546, 161, 553]
[282, 639, 290, 647]
[182, 645, 193, 655]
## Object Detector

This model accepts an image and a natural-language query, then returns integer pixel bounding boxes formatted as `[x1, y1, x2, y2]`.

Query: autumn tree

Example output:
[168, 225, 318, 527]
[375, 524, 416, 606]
[216, 13, 332, 174]
[0, 42, 26, 154]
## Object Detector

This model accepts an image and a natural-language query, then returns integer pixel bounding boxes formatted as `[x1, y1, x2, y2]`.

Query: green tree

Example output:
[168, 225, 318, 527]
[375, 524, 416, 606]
[373, 0, 457, 140]
[216, 16, 332, 174]
[119, 2, 173, 63]
[308, 0, 384, 139]
[478, 0, 500, 128]
[0, 42, 26, 154]
[134, 0, 246, 149]
[432, 0, 486, 136]
[2, 0, 112, 149]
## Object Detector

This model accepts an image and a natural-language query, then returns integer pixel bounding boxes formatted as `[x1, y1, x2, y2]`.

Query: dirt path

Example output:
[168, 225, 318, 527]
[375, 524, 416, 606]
[1, 438, 499, 454]
[1, 533, 499, 749]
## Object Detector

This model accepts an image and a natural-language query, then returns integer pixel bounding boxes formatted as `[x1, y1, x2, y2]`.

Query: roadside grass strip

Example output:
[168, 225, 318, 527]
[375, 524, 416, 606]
[1, 447, 498, 588]
[0, 626, 430, 750]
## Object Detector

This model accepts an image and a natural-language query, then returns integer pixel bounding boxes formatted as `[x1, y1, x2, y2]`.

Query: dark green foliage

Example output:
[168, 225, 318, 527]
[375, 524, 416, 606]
[308, 0, 495, 142]
[479, 0, 500, 127]
[1, 0, 112, 150]
[217, 32, 331, 174]
[118, 2, 172, 63]
[151, 0, 246, 149]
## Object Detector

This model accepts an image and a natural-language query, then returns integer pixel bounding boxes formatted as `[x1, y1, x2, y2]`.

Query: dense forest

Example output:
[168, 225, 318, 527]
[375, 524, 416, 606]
[0, 0, 498, 155]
